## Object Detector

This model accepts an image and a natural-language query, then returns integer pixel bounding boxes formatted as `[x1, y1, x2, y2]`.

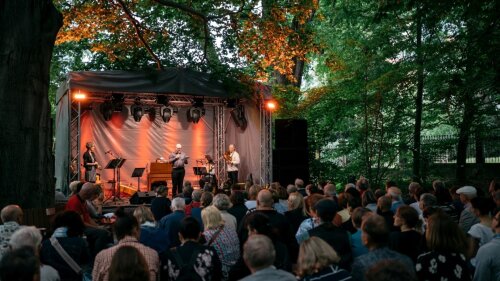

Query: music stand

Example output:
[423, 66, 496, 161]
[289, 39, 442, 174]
[193, 167, 207, 176]
[131, 168, 145, 192]
[104, 158, 126, 202]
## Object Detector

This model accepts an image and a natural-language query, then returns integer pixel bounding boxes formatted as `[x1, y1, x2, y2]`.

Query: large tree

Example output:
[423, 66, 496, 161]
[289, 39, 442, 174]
[0, 1, 62, 208]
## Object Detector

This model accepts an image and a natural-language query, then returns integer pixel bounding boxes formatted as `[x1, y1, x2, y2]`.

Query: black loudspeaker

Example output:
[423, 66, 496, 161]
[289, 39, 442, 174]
[130, 191, 156, 204]
[273, 149, 309, 187]
[275, 119, 308, 149]
[273, 119, 309, 186]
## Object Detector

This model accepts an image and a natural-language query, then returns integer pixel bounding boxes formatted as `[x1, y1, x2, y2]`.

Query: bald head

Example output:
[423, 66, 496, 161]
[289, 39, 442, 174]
[1, 205, 23, 224]
[257, 189, 274, 208]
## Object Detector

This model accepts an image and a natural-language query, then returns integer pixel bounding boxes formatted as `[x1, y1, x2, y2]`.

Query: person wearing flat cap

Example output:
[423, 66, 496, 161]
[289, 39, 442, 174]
[456, 185, 480, 233]
[169, 144, 189, 197]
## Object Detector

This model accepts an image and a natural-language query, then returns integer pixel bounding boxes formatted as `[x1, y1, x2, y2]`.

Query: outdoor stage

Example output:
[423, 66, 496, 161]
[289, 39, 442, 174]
[55, 69, 273, 196]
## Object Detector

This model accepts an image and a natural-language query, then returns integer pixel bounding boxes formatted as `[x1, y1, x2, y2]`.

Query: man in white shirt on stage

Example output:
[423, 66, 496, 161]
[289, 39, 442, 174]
[226, 144, 240, 185]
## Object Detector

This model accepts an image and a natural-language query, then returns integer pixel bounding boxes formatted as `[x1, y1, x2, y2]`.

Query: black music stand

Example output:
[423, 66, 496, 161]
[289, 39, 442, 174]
[193, 167, 207, 176]
[131, 168, 145, 192]
[104, 158, 126, 202]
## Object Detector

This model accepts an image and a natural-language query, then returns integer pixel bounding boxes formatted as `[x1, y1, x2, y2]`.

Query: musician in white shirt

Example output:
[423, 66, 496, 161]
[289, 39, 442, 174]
[226, 144, 240, 185]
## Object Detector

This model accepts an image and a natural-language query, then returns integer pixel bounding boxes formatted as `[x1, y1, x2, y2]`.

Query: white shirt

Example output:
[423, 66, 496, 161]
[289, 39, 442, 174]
[227, 151, 240, 172]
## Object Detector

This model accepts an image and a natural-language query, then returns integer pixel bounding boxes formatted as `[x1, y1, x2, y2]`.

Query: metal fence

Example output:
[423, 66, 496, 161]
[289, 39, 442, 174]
[422, 134, 500, 164]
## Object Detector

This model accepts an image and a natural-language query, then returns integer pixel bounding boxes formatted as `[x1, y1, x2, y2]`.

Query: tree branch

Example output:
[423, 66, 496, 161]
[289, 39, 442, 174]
[115, 0, 163, 69]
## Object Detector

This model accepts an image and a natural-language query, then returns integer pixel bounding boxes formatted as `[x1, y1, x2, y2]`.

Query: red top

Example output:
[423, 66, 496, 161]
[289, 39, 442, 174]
[66, 194, 91, 224]
[185, 201, 201, 216]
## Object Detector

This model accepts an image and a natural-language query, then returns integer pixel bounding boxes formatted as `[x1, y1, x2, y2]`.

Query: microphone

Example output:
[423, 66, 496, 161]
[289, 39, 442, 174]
[105, 150, 111, 154]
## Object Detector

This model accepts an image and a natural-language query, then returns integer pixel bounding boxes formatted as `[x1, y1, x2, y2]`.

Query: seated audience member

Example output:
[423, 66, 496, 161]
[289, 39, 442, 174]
[389, 206, 424, 263]
[239, 189, 298, 261]
[335, 193, 351, 226]
[270, 182, 289, 214]
[180, 181, 194, 205]
[356, 177, 370, 196]
[92, 212, 159, 281]
[287, 184, 298, 195]
[213, 193, 237, 230]
[296, 237, 352, 281]
[374, 189, 385, 199]
[488, 179, 500, 199]
[387, 186, 404, 213]
[351, 207, 372, 258]
[376, 196, 395, 231]
[245, 212, 292, 271]
[201, 206, 240, 280]
[160, 217, 222, 281]
[0, 204, 24, 257]
[473, 210, 500, 281]
[450, 186, 465, 213]
[0, 246, 40, 281]
[362, 190, 377, 213]
[469, 197, 495, 248]
[240, 234, 296, 281]
[419, 193, 437, 213]
[55, 187, 67, 202]
[10, 226, 60, 281]
[40, 211, 92, 281]
[185, 189, 202, 216]
[433, 180, 459, 222]
[133, 206, 169, 254]
[295, 178, 306, 197]
[150, 185, 172, 222]
[108, 246, 149, 281]
[342, 191, 362, 234]
[227, 190, 248, 227]
[406, 182, 421, 205]
[191, 191, 213, 228]
[65, 182, 112, 256]
[296, 194, 324, 243]
[285, 192, 308, 235]
[409, 185, 424, 215]
[416, 212, 471, 281]
[87, 184, 104, 220]
[323, 183, 338, 199]
[68, 180, 81, 197]
[351, 215, 414, 281]
[456, 185, 480, 233]
[365, 260, 417, 281]
[308, 198, 352, 270]
[244, 185, 260, 210]
[158, 197, 185, 247]
[495, 190, 500, 212]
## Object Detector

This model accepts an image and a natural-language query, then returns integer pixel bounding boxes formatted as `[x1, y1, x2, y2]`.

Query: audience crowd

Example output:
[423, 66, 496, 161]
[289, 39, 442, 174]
[1, 177, 499, 281]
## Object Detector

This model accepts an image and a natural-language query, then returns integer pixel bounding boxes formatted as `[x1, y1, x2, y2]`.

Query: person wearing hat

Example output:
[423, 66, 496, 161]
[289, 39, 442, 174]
[456, 185, 480, 233]
[168, 144, 189, 197]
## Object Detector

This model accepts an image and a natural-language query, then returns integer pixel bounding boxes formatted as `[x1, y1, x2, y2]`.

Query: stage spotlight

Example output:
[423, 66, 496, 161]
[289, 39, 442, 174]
[265, 99, 278, 111]
[187, 98, 205, 124]
[111, 94, 125, 112]
[131, 98, 143, 122]
[161, 106, 178, 123]
[100, 101, 113, 121]
[231, 104, 247, 130]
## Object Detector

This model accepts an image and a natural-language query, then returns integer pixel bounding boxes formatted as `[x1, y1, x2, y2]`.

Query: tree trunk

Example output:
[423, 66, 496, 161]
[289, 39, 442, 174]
[0, 1, 62, 209]
[456, 93, 474, 183]
[412, 4, 424, 182]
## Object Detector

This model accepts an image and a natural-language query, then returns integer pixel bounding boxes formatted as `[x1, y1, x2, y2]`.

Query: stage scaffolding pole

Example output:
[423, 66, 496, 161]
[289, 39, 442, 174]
[260, 102, 272, 185]
[215, 105, 226, 187]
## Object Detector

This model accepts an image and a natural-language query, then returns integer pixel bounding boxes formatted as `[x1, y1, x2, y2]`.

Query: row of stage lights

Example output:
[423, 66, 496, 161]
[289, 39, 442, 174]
[74, 93, 277, 126]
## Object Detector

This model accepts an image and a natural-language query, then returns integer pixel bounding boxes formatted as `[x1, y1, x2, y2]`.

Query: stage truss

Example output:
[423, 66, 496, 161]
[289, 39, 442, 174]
[67, 92, 272, 187]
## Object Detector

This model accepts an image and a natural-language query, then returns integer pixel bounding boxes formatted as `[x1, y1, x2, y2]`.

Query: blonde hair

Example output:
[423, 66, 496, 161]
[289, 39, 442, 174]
[133, 205, 155, 224]
[201, 206, 224, 230]
[288, 192, 306, 216]
[296, 237, 340, 277]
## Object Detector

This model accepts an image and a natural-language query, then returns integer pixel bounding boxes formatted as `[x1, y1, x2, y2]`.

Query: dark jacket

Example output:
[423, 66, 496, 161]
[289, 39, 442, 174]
[158, 210, 185, 247]
[151, 196, 172, 221]
[227, 203, 248, 229]
[284, 208, 308, 235]
[308, 222, 353, 270]
[40, 237, 91, 281]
